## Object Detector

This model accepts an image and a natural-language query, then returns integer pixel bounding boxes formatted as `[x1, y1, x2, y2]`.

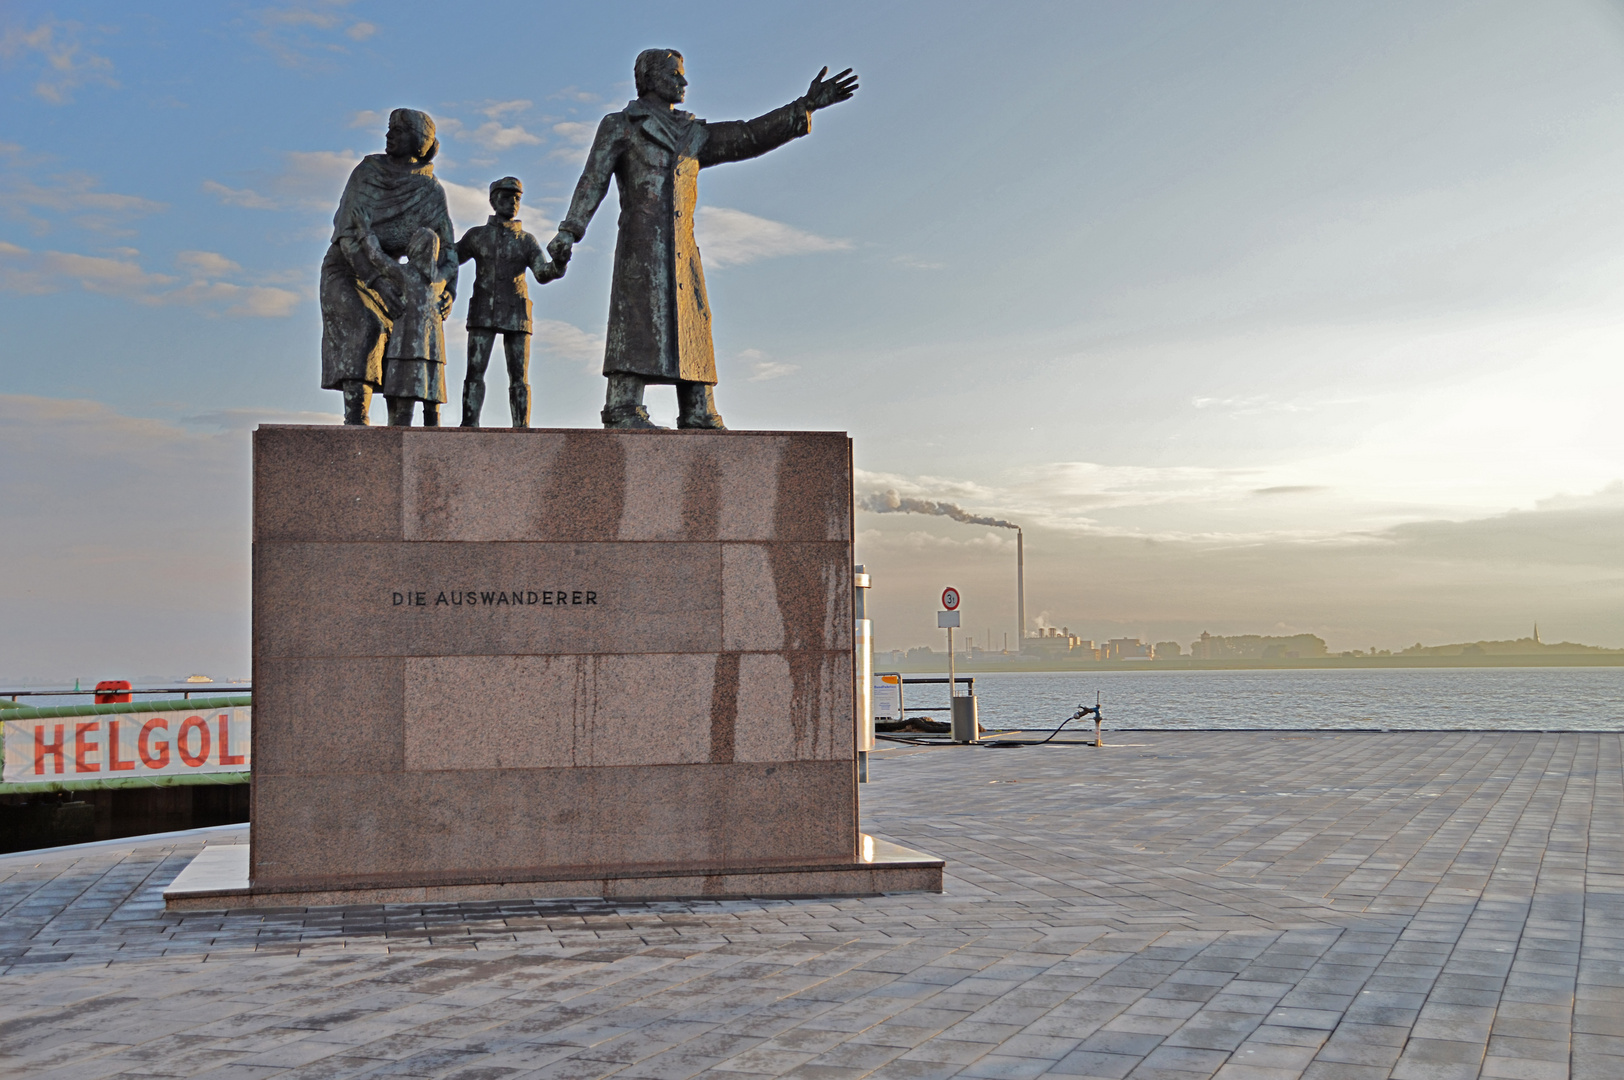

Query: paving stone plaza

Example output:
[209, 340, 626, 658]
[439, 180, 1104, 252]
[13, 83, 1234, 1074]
[2, 731, 1620, 1080]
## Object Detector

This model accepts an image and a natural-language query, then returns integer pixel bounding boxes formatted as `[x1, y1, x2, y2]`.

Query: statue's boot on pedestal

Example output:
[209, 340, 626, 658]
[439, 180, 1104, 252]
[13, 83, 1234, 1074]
[422, 402, 440, 427]
[602, 403, 660, 428]
[601, 373, 662, 429]
[460, 379, 485, 427]
[510, 383, 530, 428]
[676, 381, 726, 430]
[386, 396, 415, 427]
[341, 381, 372, 426]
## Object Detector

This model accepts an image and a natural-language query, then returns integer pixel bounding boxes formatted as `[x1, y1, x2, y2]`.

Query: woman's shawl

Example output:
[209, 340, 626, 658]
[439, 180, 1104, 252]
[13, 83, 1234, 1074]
[331, 154, 454, 257]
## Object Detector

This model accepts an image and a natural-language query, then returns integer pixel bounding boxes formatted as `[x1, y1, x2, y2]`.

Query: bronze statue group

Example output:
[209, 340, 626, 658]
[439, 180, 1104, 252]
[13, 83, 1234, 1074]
[320, 49, 858, 430]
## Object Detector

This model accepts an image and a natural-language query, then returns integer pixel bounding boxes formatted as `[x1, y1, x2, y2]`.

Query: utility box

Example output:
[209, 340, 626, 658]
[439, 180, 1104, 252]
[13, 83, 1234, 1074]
[951, 695, 979, 743]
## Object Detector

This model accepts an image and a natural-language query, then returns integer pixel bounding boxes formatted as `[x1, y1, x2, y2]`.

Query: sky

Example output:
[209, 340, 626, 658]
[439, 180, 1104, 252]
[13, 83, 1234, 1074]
[5, 0, 1624, 679]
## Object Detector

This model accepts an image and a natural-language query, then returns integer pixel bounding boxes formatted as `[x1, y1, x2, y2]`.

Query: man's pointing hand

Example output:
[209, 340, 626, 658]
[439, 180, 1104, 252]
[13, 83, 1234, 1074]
[805, 66, 858, 111]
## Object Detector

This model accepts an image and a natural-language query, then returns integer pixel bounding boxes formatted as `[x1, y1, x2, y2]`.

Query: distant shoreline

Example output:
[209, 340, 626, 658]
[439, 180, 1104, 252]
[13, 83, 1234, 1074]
[878, 654, 1624, 673]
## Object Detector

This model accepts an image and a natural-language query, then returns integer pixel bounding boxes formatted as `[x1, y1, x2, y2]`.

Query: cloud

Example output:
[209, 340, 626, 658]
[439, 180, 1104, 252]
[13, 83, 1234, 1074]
[0, 20, 116, 104]
[1385, 494, 1624, 569]
[201, 180, 279, 211]
[480, 100, 532, 119]
[204, 148, 357, 212]
[281, 149, 357, 194]
[49, 250, 171, 293]
[737, 349, 799, 382]
[0, 152, 165, 236]
[465, 121, 543, 151]
[1012, 461, 1257, 520]
[0, 243, 300, 316]
[747, 361, 800, 381]
[854, 461, 1369, 545]
[548, 121, 598, 162]
[348, 109, 386, 130]
[168, 250, 302, 317]
[548, 87, 602, 105]
[176, 250, 242, 278]
[695, 207, 852, 268]
[16, 177, 163, 222]
[1190, 393, 1353, 416]
[247, 3, 378, 67]
[162, 280, 302, 317]
[440, 180, 492, 227]
[182, 408, 341, 430]
[532, 319, 604, 372]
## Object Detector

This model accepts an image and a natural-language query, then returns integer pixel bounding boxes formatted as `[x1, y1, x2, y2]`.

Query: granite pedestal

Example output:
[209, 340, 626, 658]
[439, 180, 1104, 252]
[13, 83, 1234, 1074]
[166, 427, 940, 909]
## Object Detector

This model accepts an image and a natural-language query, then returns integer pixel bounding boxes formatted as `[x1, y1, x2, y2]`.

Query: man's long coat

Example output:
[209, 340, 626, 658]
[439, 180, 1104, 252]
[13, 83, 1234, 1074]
[560, 98, 812, 385]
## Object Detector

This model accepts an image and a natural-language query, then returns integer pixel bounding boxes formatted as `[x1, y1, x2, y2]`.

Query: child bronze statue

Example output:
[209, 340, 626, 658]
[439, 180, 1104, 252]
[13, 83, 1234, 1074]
[455, 176, 567, 427]
[361, 226, 451, 426]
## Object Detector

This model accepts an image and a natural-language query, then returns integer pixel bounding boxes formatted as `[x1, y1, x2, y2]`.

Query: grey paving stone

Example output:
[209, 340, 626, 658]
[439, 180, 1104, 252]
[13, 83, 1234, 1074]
[1050, 1047, 1140, 1077]
[0, 732, 1619, 1080]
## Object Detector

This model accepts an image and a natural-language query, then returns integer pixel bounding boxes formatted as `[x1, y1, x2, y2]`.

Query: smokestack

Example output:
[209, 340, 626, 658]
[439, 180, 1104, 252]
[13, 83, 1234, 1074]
[1017, 527, 1024, 653]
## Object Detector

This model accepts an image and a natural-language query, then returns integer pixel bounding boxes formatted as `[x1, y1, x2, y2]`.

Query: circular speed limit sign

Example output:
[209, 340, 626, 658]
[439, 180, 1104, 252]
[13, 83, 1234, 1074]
[941, 587, 960, 611]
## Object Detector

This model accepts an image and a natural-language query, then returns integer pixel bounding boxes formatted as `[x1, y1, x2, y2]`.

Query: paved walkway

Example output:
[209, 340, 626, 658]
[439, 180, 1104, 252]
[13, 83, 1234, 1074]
[1, 731, 1620, 1080]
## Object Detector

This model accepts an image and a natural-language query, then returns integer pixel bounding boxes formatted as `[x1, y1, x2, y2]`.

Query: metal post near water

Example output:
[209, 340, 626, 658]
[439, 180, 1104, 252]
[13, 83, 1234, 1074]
[939, 587, 977, 743]
[854, 564, 874, 783]
[938, 608, 960, 717]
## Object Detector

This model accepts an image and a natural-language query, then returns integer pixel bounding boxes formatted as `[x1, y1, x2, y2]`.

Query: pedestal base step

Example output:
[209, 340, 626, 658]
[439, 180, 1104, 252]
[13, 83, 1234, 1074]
[163, 836, 943, 910]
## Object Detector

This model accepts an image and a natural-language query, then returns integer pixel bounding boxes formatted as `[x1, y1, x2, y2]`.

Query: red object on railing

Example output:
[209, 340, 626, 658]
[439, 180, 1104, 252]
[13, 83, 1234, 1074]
[95, 680, 132, 703]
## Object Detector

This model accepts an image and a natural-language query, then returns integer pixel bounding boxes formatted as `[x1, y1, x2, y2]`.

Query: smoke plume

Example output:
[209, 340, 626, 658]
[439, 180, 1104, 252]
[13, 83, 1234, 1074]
[859, 489, 1020, 530]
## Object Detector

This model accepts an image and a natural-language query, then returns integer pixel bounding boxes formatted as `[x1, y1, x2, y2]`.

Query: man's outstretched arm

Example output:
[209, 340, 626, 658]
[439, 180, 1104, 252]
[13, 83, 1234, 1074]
[699, 66, 859, 168]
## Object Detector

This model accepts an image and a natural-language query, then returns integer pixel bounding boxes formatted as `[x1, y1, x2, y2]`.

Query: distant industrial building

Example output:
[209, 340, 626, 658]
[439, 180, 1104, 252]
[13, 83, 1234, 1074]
[1099, 637, 1150, 661]
[880, 629, 1333, 666]
[1022, 627, 1092, 658]
[1188, 631, 1328, 659]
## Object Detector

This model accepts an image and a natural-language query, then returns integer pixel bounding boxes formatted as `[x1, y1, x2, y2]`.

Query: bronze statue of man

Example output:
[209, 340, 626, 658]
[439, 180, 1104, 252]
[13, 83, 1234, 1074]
[320, 109, 459, 425]
[548, 50, 857, 429]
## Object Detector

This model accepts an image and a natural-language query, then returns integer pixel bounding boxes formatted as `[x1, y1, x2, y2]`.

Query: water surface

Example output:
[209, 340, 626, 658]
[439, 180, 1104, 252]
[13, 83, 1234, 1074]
[895, 667, 1624, 731]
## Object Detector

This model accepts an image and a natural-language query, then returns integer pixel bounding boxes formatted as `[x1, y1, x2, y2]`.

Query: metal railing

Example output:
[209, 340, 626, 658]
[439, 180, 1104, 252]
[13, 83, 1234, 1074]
[876, 674, 974, 713]
[2, 686, 252, 703]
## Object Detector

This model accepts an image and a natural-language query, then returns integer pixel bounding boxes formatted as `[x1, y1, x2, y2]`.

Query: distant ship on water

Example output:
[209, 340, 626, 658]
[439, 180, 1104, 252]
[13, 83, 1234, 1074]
[184, 675, 213, 684]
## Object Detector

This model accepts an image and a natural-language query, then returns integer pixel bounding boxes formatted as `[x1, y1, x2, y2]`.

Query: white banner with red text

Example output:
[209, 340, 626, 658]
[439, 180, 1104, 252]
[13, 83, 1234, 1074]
[3, 706, 251, 783]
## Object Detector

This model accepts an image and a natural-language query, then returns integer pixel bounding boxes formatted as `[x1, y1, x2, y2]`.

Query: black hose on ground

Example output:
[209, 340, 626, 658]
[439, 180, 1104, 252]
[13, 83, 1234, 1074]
[982, 704, 1103, 747]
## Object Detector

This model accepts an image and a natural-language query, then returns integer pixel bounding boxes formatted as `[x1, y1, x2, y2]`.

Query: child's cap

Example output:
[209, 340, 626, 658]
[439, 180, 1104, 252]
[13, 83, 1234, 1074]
[489, 176, 523, 196]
